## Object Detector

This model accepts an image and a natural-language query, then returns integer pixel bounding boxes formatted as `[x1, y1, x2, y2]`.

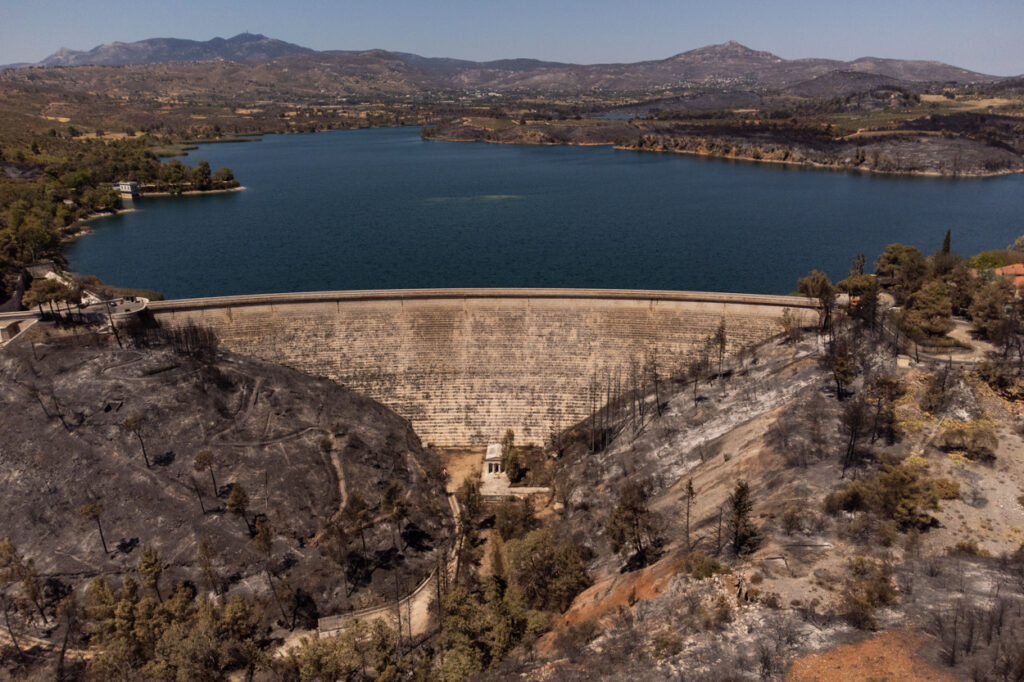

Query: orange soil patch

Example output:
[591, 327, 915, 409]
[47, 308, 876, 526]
[787, 630, 955, 682]
[534, 555, 693, 658]
[560, 554, 690, 627]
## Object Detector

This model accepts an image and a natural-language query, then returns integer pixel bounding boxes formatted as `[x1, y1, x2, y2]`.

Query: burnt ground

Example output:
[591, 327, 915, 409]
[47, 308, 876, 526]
[424, 118, 1024, 177]
[501, 327, 1024, 680]
[0, 323, 453, 629]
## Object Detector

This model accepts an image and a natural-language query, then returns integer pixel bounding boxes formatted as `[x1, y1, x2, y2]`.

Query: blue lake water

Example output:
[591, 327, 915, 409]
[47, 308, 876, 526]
[66, 127, 1024, 299]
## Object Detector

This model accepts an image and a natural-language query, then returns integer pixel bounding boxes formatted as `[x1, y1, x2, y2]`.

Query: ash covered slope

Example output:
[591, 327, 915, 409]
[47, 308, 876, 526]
[529, 328, 1024, 680]
[0, 326, 451, 622]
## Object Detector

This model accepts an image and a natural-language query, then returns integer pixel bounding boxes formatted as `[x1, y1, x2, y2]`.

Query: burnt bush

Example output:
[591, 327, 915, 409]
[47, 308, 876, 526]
[163, 321, 219, 361]
[124, 319, 220, 362]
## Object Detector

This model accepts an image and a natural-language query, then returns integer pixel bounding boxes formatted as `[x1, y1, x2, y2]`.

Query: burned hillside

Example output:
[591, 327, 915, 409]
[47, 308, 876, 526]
[0, 322, 453, 639]
[504, 281, 1024, 679]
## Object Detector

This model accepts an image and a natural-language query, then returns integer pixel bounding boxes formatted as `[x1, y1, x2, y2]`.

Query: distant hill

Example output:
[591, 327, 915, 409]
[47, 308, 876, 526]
[844, 56, 992, 83]
[27, 32, 312, 67]
[783, 70, 905, 98]
[1, 39, 1001, 97]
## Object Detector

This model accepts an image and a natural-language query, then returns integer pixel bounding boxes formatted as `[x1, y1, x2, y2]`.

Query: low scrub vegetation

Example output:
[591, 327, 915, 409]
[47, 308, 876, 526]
[824, 461, 943, 529]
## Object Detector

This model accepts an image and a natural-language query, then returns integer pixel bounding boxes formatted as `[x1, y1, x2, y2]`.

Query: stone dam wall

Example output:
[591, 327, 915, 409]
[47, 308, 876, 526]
[150, 289, 818, 447]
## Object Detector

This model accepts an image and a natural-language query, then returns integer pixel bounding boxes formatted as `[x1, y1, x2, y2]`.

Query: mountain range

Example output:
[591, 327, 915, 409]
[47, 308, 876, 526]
[21, 32, 312, 68]
[1, 35, 1008, 95]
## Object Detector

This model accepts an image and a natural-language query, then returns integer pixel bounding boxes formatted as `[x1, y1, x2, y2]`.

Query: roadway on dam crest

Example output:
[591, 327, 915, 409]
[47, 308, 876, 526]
[149, 288, 819, 447]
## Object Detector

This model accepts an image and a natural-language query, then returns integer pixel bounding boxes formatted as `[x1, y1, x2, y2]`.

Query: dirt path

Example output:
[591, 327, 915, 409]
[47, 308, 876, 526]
[904, 318, 997, 366]
[943, 319, 998, 362]
[0, 629, 93, 662]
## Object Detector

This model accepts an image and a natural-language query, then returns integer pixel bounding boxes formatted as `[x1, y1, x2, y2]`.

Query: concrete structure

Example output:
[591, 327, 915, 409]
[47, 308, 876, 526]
[65, 296, 150, 326]
[1, 319, 23, 342]
[483, 444, 505, 477]
[0, 312, 37, 347]
[150, 288, 818, 447]
[116, 181, 139, 198]
[479, 442, 551, 498]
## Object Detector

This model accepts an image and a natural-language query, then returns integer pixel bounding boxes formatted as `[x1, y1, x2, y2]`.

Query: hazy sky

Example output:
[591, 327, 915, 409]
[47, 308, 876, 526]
[2, 0, 1022, 75]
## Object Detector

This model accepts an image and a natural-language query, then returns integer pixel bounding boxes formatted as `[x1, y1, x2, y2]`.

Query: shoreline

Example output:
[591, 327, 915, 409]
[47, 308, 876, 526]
[63, 208, 138, 243]
[613, 144, 1024, 179]
[427, 133, 1022, 179]
[141, 185, 247, 197]
[61, 186, 247, 243]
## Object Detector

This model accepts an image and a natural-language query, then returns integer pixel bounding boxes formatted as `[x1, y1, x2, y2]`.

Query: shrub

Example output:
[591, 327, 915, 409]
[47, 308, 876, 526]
[841, 558, 896, 630]
[976, 362, 1024, 400]
[701, 595, 733, 630]
[824, 481, 872, 515]
[554, 619, 600, 660]
[782, 505, 803, 535]
[878, 521, 898, 547]
[932, 478, 961, 500]
[494, 497, 537, 542]
[836, 273, 877, 296]
[919, 373, 948, 414]
[651, 632, 682, 660]
[823, 461, 941, 530]
[778, 307, 804, 343]
[684, 551, 730, 580]
[969, 250, 1024, 270]
[947, 540, 990, 557]
[939, 418, 998, 461]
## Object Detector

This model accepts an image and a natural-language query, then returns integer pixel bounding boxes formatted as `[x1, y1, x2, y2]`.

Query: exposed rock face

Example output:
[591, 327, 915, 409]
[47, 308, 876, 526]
[0, 327, 451, 622]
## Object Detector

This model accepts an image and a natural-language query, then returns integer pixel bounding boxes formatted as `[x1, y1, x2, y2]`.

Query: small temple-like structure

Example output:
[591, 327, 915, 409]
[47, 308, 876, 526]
[482, 443, 505, 478]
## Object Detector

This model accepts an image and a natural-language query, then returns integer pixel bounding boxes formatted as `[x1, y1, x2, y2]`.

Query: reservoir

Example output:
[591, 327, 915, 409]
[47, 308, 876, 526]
[66, 127, 1024, 299]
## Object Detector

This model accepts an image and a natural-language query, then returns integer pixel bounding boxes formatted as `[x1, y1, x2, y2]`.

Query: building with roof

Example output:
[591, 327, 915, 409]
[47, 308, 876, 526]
[116, 181, 139, 198]
[994, 263, 1024, 288]
[482, 443, 505, 478]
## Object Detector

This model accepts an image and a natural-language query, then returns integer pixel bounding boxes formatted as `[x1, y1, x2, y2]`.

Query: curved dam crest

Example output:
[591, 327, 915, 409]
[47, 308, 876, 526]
[150, 289, 819, 447]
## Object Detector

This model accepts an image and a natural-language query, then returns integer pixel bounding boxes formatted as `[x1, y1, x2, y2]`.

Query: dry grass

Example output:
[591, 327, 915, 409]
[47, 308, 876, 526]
[437, 446, 486, 492]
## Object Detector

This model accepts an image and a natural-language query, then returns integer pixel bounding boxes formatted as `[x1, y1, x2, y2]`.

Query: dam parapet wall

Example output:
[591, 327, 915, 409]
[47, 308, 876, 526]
[150, 289, 819, 446]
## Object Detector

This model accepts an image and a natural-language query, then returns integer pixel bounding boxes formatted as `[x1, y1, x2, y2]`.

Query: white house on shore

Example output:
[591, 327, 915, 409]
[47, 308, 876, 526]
[115, 181, 139, 198]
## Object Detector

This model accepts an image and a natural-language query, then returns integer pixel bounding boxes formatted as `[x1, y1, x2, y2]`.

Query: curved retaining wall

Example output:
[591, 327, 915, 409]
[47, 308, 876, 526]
[150, 289, 818, 447]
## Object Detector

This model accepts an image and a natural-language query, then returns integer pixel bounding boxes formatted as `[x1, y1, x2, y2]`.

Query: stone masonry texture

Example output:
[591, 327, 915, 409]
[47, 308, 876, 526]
[151, 289, 818, 447]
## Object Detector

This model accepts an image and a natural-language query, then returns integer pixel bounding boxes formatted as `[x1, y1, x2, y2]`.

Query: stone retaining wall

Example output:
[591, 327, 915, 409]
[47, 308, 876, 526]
[151, 289, 818, 446]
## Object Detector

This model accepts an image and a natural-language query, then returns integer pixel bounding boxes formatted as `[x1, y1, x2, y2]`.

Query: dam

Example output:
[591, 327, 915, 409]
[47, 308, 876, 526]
[150, 289, 818, 447]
